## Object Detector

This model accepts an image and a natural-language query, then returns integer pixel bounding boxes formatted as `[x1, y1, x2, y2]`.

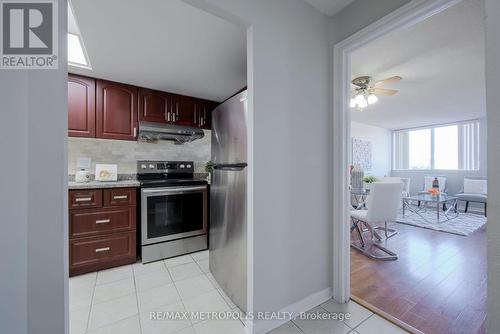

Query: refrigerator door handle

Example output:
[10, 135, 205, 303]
[213, 163, 248, 171]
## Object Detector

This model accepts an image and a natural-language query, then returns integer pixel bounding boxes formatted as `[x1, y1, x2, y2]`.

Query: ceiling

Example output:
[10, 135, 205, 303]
[69, 0, 246, 102]
[302, 0, 356, 16]
[350, 0, 486, 130]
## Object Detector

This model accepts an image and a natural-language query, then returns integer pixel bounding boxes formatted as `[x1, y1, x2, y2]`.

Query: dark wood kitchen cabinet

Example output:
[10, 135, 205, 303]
[171, 95, 214, 129]
[68, 74, 96, 137]
[139, 88, 171, 123]
[96, 80, 138, 141]
[69, 187, 137, 276]
[196, 100, 215, 129]
[171, 94, 198, 126]
[68, 74, 217, 140]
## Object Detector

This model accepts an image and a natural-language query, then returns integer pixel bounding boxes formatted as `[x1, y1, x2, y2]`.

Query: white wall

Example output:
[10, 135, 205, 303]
[329, 0, 411, 44]
[486, 0, 500, 332]
[186, 1, 331, 332]
[192, 1, 414, 332]
[0, 1, 68, 333]
[351, 121, 392, 176]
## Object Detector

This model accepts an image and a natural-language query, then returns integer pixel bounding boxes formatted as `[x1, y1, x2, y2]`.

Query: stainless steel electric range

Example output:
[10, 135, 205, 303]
[137, 160, 208, 263]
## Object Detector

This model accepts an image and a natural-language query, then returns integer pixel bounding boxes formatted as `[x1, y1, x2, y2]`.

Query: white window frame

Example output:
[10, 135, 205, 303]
[392, 120, 480, 171]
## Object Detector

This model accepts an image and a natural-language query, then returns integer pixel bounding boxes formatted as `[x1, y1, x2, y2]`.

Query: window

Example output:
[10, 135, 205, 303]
[393, 121, 479, 170]
[434, 125, 458, 169]
[408, 128, 431, 169]
[67, 2, 91, 68]
[68, 33, 90, 67]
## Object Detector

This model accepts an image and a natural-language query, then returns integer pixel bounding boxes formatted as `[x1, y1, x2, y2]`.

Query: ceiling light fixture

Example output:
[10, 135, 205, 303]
[357, 97, 368, 109]
[350, 75, 401, 111]
[350, 98, 356, 108]
[350, 91, 378, 110]
[367, 94, 378, 105]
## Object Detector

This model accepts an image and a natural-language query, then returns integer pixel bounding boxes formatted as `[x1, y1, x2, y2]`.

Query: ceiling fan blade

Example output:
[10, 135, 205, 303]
[369, 88, 398, 96]
[374, 76, 402, 87]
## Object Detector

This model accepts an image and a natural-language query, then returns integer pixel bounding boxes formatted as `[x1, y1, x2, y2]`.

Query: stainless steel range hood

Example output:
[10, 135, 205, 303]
[138, 122, 204, 144]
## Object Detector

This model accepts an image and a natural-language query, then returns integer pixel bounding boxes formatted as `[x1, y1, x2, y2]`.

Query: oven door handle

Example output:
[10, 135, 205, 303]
[142, 186, 206, 194]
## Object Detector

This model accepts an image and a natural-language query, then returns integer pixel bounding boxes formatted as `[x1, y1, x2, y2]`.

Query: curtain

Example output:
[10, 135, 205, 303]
[458, 121, 479, 170]
[393, 130, 409, 169]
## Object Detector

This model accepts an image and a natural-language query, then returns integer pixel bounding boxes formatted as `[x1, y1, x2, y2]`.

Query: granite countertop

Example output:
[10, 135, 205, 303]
[68, 179, 141, 190]
[68, 173, 209, 190]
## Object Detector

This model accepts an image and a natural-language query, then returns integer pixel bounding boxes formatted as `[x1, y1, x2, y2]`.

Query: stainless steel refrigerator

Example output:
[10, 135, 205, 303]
[209, 90, 248, 312]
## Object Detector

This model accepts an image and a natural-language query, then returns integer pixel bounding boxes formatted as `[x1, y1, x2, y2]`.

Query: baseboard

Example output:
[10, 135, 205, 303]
[250, 287, 332, 334]
[350, 295, 425, 334]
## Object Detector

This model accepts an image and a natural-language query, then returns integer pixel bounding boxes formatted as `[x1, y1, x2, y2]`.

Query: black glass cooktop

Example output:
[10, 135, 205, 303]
[139, 178, 207, 188]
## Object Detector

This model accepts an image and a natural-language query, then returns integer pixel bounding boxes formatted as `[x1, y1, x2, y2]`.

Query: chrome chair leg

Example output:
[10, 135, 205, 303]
[374, 221, 397, 239]
[350, 219, 398, 261]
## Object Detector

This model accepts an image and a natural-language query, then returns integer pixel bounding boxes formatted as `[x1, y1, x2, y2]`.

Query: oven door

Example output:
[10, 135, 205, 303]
[141, 185, 208, 245]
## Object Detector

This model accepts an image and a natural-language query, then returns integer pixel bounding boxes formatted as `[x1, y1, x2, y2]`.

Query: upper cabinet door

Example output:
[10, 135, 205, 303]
[197, 100, 217, 129]
[68, 74, 96, 137]
[139, 88, 170, 123]
[96, 80, 138, 141]
[171, 95, 198, 126]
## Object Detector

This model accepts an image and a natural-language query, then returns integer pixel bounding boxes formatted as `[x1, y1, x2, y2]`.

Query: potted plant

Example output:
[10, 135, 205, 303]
[205, 161, 214, 184]
[363, 176, 378, 191]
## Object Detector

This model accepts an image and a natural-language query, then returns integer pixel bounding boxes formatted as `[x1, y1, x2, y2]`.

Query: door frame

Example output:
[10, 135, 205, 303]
[331, 0, 464, 302]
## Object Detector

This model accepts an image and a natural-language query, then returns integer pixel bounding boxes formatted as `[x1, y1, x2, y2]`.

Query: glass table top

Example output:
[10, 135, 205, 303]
[404, 193, 457, 203]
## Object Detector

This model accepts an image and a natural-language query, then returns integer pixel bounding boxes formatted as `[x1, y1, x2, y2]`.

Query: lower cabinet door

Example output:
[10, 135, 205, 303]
[70, 206, 136, 238]
[69, 232, 136, 276]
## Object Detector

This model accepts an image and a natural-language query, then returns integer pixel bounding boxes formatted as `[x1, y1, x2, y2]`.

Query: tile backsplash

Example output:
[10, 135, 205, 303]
[68, 130, 211, 175]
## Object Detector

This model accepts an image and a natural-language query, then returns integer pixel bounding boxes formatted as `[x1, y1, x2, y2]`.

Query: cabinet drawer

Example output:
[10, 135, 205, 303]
[69, 189, 102, 209]
[69, 232, 136, 274]
[103, 188, 136, 207]
[70, 207, 136, 238]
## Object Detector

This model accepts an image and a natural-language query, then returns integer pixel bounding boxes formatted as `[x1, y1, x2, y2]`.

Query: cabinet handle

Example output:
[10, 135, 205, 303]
[133, 127, 137, 137]
[95, 219, 110, 224]
[167, 112, 170, 122]
[95, 247, 110, 253]
[113, 195, 128, 200]
[75, 197, 92, 202]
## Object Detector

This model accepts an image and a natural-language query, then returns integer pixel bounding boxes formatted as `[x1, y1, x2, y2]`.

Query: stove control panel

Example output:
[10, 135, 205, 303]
[137, 160, 195, 174]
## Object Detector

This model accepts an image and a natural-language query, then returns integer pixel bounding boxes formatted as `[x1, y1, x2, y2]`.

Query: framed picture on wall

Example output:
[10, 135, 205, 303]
[352, 138, 372, 171]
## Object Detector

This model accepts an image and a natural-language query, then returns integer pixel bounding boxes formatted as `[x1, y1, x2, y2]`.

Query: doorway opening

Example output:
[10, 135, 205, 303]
[332, 0, 487, 333]
[66, 1, 250, 333]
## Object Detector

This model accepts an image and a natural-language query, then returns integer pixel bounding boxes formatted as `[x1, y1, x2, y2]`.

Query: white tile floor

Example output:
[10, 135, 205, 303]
[70, 250, 407, 334]
[271, 301, 409, 334]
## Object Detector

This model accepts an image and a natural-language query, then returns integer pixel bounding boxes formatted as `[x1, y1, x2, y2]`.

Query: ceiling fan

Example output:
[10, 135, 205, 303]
[350, 75, 402, 110]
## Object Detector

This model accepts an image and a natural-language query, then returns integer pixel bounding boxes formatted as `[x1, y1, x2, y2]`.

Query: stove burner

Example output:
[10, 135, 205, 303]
[137, 160, 207, 188]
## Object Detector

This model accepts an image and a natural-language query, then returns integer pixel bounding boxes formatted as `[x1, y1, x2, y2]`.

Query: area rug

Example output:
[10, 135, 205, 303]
[395, 207, 486, 236]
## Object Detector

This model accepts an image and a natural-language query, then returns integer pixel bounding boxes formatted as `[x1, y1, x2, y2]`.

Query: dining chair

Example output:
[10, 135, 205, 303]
[350, 182, 403, 260]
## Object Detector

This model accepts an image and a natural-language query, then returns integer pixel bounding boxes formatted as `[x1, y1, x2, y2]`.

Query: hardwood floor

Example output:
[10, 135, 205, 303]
[351, 222, 486, 334]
